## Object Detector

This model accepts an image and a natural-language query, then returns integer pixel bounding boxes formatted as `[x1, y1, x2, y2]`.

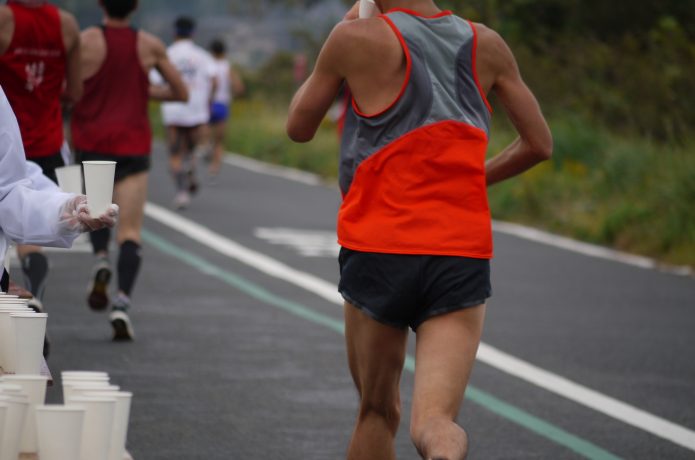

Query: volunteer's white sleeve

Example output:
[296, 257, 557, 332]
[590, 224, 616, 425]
[0, 87, 79, 248]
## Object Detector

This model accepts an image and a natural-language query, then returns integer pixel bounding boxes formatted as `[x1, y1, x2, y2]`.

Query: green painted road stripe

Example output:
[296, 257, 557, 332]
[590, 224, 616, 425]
[142, 228, 621, 460]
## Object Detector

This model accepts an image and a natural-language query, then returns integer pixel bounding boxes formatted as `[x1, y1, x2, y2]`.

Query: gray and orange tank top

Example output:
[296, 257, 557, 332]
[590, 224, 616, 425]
[338, 8, 493, 259]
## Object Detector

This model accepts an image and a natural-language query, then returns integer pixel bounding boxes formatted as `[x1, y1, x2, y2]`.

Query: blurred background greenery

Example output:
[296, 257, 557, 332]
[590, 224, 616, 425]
[67, 0, 695, 266]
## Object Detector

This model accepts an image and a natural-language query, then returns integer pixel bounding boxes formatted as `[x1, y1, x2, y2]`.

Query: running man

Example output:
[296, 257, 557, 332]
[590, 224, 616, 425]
[71, 0, 188, 341]
[0, 0, 82, 335]
[287, 1, 552, 459]
[156, 16, 216, 209]
[206, 38, 244, 178]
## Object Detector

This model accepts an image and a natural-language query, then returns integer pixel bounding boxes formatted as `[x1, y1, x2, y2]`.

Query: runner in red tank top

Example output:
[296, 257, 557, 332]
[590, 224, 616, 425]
[288, 1, 553, 457]
[72, 0, 187, 341]
[0, 0, 82, 347]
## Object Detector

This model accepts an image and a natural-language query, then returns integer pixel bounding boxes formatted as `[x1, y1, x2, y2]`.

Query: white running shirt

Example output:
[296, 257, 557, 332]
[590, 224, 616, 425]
[211, 59, 231, 105]
[157, 40, 216, 127]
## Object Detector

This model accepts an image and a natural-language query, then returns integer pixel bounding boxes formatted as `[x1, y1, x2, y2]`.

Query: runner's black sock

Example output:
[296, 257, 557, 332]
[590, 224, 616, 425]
[20, 252, 49, 300]
[175, 170, 188, 192]
[1, 268, 9, 292]
[90, 228, 111, 254]
[118, 240, 142, 297]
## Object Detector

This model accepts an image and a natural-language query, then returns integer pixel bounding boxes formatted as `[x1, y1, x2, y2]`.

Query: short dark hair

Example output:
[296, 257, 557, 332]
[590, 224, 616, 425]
[174, 16, 195, 38]
[209, 39, 226, 56]
[100, 0, 138, 19]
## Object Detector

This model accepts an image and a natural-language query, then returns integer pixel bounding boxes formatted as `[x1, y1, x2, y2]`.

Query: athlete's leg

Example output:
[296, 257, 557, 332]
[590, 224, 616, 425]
[410, 305, 486, 460]
[344, 302, 409, 460]
[113, 171, 147, 297]
[167, 126, 185, 189]
[16, 245, 48, 301]
[209, 121, 226, 176]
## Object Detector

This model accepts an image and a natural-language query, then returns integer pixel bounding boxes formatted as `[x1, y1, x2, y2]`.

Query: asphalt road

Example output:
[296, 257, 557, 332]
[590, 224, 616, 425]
[25, 148, 695, 459]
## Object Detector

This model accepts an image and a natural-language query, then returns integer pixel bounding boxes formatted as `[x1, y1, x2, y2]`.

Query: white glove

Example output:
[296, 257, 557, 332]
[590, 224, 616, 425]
[59, 195, 119, 233]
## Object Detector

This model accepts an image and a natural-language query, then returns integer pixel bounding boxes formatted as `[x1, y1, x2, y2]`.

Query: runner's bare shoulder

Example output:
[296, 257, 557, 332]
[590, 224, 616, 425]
[0, 5, 14, 52]
[326, 17, 398, 75]
[471, 22, 517, 92]
[57, 8, 80, 49]
[138, 30, 166, 54]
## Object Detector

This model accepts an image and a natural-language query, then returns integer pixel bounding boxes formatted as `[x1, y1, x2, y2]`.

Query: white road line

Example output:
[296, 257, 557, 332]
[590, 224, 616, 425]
[223, 153, 324, 186]
[224, 151, 693, 277]
[145, 201, 695, 452]
[492, 221, 692, 276]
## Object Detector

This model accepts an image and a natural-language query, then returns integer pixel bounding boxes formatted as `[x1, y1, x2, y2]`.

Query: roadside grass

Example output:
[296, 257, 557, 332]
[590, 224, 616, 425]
[149, 100, 695, 267]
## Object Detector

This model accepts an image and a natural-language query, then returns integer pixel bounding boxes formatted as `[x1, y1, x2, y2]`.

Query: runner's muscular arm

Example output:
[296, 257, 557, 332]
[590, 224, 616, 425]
[60, 10, 83, 105]
[0, 6, 14, 55]
[477, 26, 553, 186]
[146, 34, 187, 102]
[287, 23, 349, 142]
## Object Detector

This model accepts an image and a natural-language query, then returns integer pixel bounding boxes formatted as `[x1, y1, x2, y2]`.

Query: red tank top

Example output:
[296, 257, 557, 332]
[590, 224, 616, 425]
[0, 2, 65, 158]
[71, 26, 151, 156]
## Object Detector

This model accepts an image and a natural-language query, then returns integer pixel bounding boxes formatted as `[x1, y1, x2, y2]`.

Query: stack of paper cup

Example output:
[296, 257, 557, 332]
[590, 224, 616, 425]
[0, 391, 29, 460]
[60, 371, 134, 460]
[11, 312, 48, 374]
[55, 164, 84, 195]
[0, 302, 33, 372]
[65, 396, 116, 460]
[35, 405, 86, 460]
[0, 375, 48, 455]
[82, 160, 116, 216]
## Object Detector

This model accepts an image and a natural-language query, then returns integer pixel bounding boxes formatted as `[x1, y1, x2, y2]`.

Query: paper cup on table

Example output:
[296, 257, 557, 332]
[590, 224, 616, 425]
[0, 403, 7, 449]
[63, 382, 119, 405]
[65, 396, 115, 460]
[62, 370, 110, 378]
[11, 312, 47, 375]
[35, 405, 86, 460]
[0, 308, 31, 372]
[1, 375, 48, 454]
[90, 391, 133, 460]
[0, 395, 29, 460]
[0, 298, 29, 304]
[82, 161, 116, 217]
[55, 164, 84, 194]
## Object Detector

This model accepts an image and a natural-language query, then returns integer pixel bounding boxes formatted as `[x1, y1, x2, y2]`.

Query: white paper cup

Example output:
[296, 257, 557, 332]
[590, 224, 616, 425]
[11, 312, 47, 375]
[55, 164, 84, 194]
[0, 403, 7, 449]
[0, 299, 29, 304]
[0, 309, 31, 371]
[62, 371, 110, 378]
[90, 391, 133, 460]
[65, 396, 116, 460]
[35, 405, 86, 460]
[0, 375, 48, 453]
[0, 395, 29, 460]
[0, 383, 24, 394]
[82, 161, 116, 217]
[64, 383, 119, 404]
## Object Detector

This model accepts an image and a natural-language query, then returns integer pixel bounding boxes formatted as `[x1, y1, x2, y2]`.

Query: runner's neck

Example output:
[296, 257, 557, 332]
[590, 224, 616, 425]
[103, 17, 130, 28]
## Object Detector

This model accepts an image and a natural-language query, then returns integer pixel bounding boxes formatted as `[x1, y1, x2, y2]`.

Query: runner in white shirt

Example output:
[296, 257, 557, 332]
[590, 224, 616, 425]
[207, 39, 244, 178]
[156, 16, 216, 209]
[0, 85, 118, 292]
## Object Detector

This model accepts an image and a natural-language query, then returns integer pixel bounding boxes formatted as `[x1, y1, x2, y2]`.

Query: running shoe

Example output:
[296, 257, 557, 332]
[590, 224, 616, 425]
[110, 295, 135, 341]
[87, 258, 111, 311]
[173, 190, 191, 210]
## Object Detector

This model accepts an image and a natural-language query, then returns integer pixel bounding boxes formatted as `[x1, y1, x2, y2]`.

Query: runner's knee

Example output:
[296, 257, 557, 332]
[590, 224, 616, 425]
[358, 395, 401, 434]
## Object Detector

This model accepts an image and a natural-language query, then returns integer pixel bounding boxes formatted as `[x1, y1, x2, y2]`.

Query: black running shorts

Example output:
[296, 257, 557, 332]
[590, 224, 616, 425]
[76, 151, 150, 183]
[338, 247, 491, 330]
